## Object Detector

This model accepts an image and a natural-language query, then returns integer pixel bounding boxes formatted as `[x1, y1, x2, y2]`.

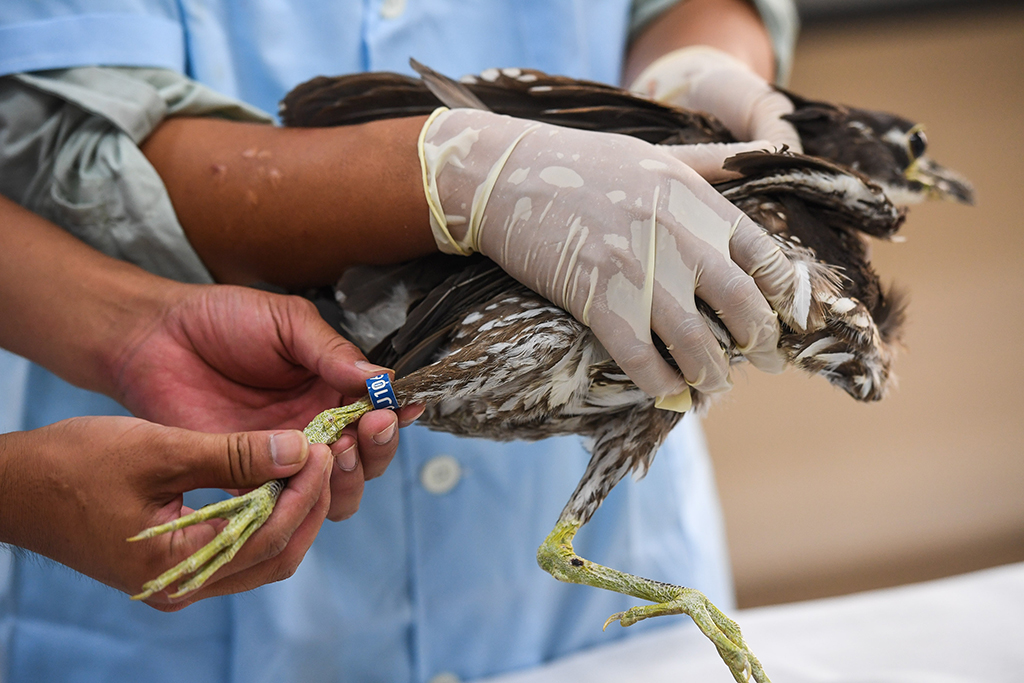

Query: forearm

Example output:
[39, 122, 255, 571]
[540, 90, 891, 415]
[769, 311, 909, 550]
[0, 196, 174, 396]
[0, 429, 53, 552]
[624, 0, 776, 84]
[141, 115, 436, 289]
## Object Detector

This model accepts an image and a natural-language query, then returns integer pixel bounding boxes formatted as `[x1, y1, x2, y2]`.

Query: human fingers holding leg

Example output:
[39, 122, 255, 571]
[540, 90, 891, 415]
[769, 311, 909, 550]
[111, 279, 422, 442]
[0, 417, 334, 610]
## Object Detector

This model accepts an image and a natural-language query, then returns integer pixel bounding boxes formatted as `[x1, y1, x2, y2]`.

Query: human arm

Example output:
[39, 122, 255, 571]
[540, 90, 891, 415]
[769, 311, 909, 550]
[7, 67, 805, 404]
[625, 0, 777, 83]
[139, 114, 435, 288]
[0, 193, 419, 519]
[0, 416, 331, 610]
[624, 0, 802, 151]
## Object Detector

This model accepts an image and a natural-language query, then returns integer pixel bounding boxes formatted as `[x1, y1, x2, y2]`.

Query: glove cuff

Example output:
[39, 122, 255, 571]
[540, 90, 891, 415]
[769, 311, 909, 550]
[418, 107, 472, 255]
[418, 107, 542, 257]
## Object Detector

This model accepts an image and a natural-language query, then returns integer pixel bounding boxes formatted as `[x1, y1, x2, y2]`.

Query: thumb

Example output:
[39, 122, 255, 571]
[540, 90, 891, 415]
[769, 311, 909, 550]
[749, 91, 803, 153]
[172, 429, 311, 491]
[277, 295, 391, 396]
[663, 141, 774, 182]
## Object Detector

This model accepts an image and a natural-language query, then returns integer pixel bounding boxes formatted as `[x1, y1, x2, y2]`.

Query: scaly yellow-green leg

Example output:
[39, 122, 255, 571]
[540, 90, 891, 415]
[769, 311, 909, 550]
[129, 399, 374, 600]
[537, 519, 769, 683]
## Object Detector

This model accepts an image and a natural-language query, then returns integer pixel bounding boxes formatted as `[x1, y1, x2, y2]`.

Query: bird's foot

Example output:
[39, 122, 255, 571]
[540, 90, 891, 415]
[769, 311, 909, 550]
[539, 519, 769, 683]
[129, 400, 374, 600]
[303, 399, 374, 445]
[128, 479, 284, 600]
[603, 588, 768, 683]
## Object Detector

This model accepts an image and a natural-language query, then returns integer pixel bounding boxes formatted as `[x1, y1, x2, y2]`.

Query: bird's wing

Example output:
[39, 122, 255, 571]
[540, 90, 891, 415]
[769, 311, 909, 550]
[282, 60, 733, 144]
[281, 72, 442, 127]
[367, 257, 521, 378]
[720, 150, 905, 238]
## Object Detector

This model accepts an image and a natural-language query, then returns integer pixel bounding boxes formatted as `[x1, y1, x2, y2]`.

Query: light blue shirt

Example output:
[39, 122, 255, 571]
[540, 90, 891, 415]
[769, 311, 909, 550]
[0, 1, 798, 680]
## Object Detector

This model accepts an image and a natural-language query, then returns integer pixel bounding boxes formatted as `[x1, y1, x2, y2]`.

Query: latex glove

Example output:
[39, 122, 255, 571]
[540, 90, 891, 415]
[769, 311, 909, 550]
[419, 108, 807, 404]
[630, 46, 802, 154]
[0, 417, 332, 610]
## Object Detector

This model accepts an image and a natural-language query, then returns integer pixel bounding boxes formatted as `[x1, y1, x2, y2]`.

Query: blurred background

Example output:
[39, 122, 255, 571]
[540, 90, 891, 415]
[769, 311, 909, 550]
[704, 0, 1024, 607]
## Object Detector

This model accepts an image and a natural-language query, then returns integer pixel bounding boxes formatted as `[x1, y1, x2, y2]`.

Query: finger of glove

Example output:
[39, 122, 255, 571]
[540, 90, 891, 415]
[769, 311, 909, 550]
[729, 217, 818, 334]
[662, 141, 774, 182]
[650, 293, 732, 395]
[588, 314, 688, 400]
[681, 68, 798, 150]
[652, 171, 782, 371]
[685, 243, 785, 374]
[748, 90, 802, 153]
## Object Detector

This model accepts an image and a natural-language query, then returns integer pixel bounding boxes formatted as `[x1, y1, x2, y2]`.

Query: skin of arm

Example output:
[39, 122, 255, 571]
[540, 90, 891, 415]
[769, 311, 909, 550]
[140, 1, 774, 292]
[623, 0, 777, 84]
[141, 115, 435, 289]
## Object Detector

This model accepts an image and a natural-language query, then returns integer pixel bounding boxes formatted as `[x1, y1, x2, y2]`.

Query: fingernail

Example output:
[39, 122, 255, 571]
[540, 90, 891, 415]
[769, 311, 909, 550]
[398, 404, 426, 428]
[271, 431, 307, 466]
[356, 360, 390, 374]
[372, 422, 397, 446]
[337, 444, 358, 472]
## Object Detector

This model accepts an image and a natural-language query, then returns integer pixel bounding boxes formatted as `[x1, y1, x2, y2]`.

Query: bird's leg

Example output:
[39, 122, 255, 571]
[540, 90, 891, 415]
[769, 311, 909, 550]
[536, 406, 769, 683]
[129, 399, 373, 600]
[537, 518, 767, 683]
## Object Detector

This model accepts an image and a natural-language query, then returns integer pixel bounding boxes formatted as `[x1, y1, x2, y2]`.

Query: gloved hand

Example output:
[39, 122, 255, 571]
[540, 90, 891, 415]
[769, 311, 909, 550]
[419, 107, 808, 405]
[630, 46, 802, 154]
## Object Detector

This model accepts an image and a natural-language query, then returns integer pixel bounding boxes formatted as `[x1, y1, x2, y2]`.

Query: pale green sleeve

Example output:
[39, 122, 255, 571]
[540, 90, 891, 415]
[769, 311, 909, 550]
[0, 67, 272, 284]
[629, 0, 800, 84]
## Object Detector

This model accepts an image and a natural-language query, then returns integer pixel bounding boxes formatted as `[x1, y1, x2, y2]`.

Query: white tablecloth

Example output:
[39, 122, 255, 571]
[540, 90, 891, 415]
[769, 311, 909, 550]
[482, 562, 1024, 682]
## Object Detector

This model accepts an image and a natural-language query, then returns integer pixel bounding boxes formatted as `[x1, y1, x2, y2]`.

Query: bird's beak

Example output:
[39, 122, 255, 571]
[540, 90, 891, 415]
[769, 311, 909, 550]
[905, 157, 975, 205]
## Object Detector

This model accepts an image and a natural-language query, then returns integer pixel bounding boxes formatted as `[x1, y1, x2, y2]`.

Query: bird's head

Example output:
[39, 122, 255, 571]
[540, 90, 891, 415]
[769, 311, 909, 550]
[782, 92, 975, 207]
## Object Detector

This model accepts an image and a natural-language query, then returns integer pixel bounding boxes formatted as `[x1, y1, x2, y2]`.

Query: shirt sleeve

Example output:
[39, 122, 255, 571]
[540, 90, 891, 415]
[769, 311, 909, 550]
[629, 0, 800, 85]
[0, 67, 272, 284]
[0, 3, 186, 77]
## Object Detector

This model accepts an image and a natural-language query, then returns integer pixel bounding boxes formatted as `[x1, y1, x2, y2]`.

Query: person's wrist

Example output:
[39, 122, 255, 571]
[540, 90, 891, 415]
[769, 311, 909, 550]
[629, 45, 744, 103]
[0, 433, 19, 546]
[418, 107, 472, 255]
[0, 430, 50, 551]
[99, 272, 192, 402]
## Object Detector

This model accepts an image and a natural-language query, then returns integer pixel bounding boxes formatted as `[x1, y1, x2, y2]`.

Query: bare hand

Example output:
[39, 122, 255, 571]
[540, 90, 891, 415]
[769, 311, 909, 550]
[110, 284, 423, 520]
[0, 417, 333, 610]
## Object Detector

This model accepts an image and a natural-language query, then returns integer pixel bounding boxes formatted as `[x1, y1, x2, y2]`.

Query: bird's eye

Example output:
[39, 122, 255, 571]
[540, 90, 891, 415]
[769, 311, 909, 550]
[907, 127, 927, 160]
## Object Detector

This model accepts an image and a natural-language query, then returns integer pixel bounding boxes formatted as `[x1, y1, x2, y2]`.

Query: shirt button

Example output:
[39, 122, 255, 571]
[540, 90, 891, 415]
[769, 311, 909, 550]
[420, 455, 461, 495]
[427, 674, 460, 683]
[379, 0, 406, 19]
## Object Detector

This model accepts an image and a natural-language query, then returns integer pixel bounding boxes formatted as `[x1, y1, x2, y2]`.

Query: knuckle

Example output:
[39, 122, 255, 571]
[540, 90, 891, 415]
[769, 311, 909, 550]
[294, 295, 319, 316]
[272, 559, 299, 583]
[266, 532, 290, 560]
[225, 432, 254, 485]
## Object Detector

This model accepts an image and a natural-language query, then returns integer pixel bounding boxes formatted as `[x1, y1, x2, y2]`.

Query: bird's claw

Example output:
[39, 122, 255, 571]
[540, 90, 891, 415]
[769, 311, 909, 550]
[128, 401, 373, 602]
[602, 588, 766, 683]
[128, 479, 284, 600]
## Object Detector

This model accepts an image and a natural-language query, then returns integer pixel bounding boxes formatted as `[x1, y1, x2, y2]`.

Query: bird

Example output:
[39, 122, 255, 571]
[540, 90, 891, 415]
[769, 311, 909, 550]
[129, 61, 973, 683]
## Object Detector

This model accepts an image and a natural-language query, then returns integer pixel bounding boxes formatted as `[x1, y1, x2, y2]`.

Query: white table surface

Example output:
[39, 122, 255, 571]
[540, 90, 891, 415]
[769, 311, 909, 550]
[482, 562, 1024, 682]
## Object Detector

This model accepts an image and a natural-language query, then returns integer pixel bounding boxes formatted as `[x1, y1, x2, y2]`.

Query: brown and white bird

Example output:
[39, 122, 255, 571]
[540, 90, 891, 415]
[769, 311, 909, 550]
[132, 62, 973, 683]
